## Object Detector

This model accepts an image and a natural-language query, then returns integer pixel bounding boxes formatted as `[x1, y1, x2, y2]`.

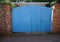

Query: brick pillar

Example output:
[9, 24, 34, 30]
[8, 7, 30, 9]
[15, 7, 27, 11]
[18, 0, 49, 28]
[3, 4, 12, 34]
[53, 4, 60, 33]
[0, 4, 12, 35]
[0, 5, 6, 33]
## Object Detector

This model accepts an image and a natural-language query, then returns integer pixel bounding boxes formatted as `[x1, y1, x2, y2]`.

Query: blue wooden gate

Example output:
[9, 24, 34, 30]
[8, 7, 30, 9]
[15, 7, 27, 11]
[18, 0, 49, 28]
[12, 5, 52, 32]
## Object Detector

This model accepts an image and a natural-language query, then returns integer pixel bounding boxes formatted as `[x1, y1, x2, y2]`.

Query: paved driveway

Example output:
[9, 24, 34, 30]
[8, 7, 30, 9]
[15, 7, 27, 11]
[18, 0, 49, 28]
[0, 33, 60, 42]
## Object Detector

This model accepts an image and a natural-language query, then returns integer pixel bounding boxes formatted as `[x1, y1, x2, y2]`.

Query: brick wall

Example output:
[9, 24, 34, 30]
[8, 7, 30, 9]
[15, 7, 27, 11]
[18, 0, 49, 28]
[0, 5, 6, 33]
[53, 4, 60, 33]
[0, 4, 11, 34]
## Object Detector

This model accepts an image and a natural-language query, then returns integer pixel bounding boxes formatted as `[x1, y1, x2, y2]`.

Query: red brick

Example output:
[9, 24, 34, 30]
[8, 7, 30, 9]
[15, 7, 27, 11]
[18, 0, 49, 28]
[0, 4, 12, 34]
[53, 4, 60, 33]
